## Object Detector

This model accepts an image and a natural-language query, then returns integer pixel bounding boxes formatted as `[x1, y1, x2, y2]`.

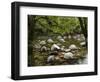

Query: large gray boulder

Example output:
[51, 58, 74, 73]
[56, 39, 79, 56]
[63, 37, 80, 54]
[63, 52, 74, 59]
[51, 44, 60, 51]
[47, 55, 55, 63]
[69, 44, 78, 50]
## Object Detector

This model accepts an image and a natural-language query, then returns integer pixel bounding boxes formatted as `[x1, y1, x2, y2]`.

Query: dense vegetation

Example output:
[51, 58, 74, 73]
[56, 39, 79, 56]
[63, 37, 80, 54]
[28, 15, 88, 66]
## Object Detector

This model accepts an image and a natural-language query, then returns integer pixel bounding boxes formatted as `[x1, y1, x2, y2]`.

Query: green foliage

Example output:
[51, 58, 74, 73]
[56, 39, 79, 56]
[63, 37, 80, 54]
[29, 15, 84, 36]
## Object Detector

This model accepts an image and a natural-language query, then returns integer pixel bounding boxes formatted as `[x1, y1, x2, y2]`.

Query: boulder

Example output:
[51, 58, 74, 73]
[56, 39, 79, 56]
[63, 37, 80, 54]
[69, 44, 78, 50]
[55, 56, 60, 60]
[47, 38, 54, 43]
[51, 44, 60, 51]
[40, 40, 46, 45]
[56, 43, 62, 46]
[64, 49, 71, 52]
[77, 34, 85, 41]
[73, 35, 77, 39]
[47, 55, 55, 63]
[41, 46, 47, 52]
[63, 36, 67, 39]
[34, 44, 41, 49]
[77, 38, 81, 41]
[59, 38, 65, 42]
[63, 52, 74, 59]
[76, 34, 81, 38]
[58, 52, 64, 58]
[80, 42, 86, 46]
[57, 35, 65, 42]
[73, 34, 81, 40]
[57, 36, 62, 39]
[68, 35, 71, 39]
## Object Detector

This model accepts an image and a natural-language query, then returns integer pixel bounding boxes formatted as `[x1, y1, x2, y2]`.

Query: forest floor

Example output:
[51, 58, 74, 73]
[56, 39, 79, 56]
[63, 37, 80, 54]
[28, 35, 87, 66]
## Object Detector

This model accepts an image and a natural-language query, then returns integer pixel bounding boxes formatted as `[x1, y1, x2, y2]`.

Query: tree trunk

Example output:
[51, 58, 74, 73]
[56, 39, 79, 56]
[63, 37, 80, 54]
[28, 15, 37, 66]
[78, 17, 87, 48]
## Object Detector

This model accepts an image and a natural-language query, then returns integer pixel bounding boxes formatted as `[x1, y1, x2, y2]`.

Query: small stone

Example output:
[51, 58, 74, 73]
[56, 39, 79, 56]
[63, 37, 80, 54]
[64, 49, 71, 52]
[63, 36, 67, 39]
[58, 52, 64, 58]
[56, 43, 62, 46]
[41, 46, 47, 52]
[61, 46, 65, 51]
[77, 34, 85, 41]
[57, 36, 62, 39]
[59, 38, 65, 42]
[55, 56, 60, 60]
[40, 40, 46, 45]
[47, 38, 54, 43]
[71, 50, 76, 53]
[69, 44, 78, 50]
[73, 35, 77, 39]
[76, 54, 81, 57]
[74, 34, 81, 39]
[80, 42, 86, 46]
[77, 38, 81, 41]
[77, 34, 81, 38]
[34, 44, 41, 49]
[68, 35, 71, 39]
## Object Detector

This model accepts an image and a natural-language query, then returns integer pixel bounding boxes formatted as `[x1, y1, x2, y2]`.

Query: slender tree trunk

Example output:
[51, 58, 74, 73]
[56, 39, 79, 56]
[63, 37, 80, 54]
[28, 15, 37, 66]
[78, 17, 87, 48]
